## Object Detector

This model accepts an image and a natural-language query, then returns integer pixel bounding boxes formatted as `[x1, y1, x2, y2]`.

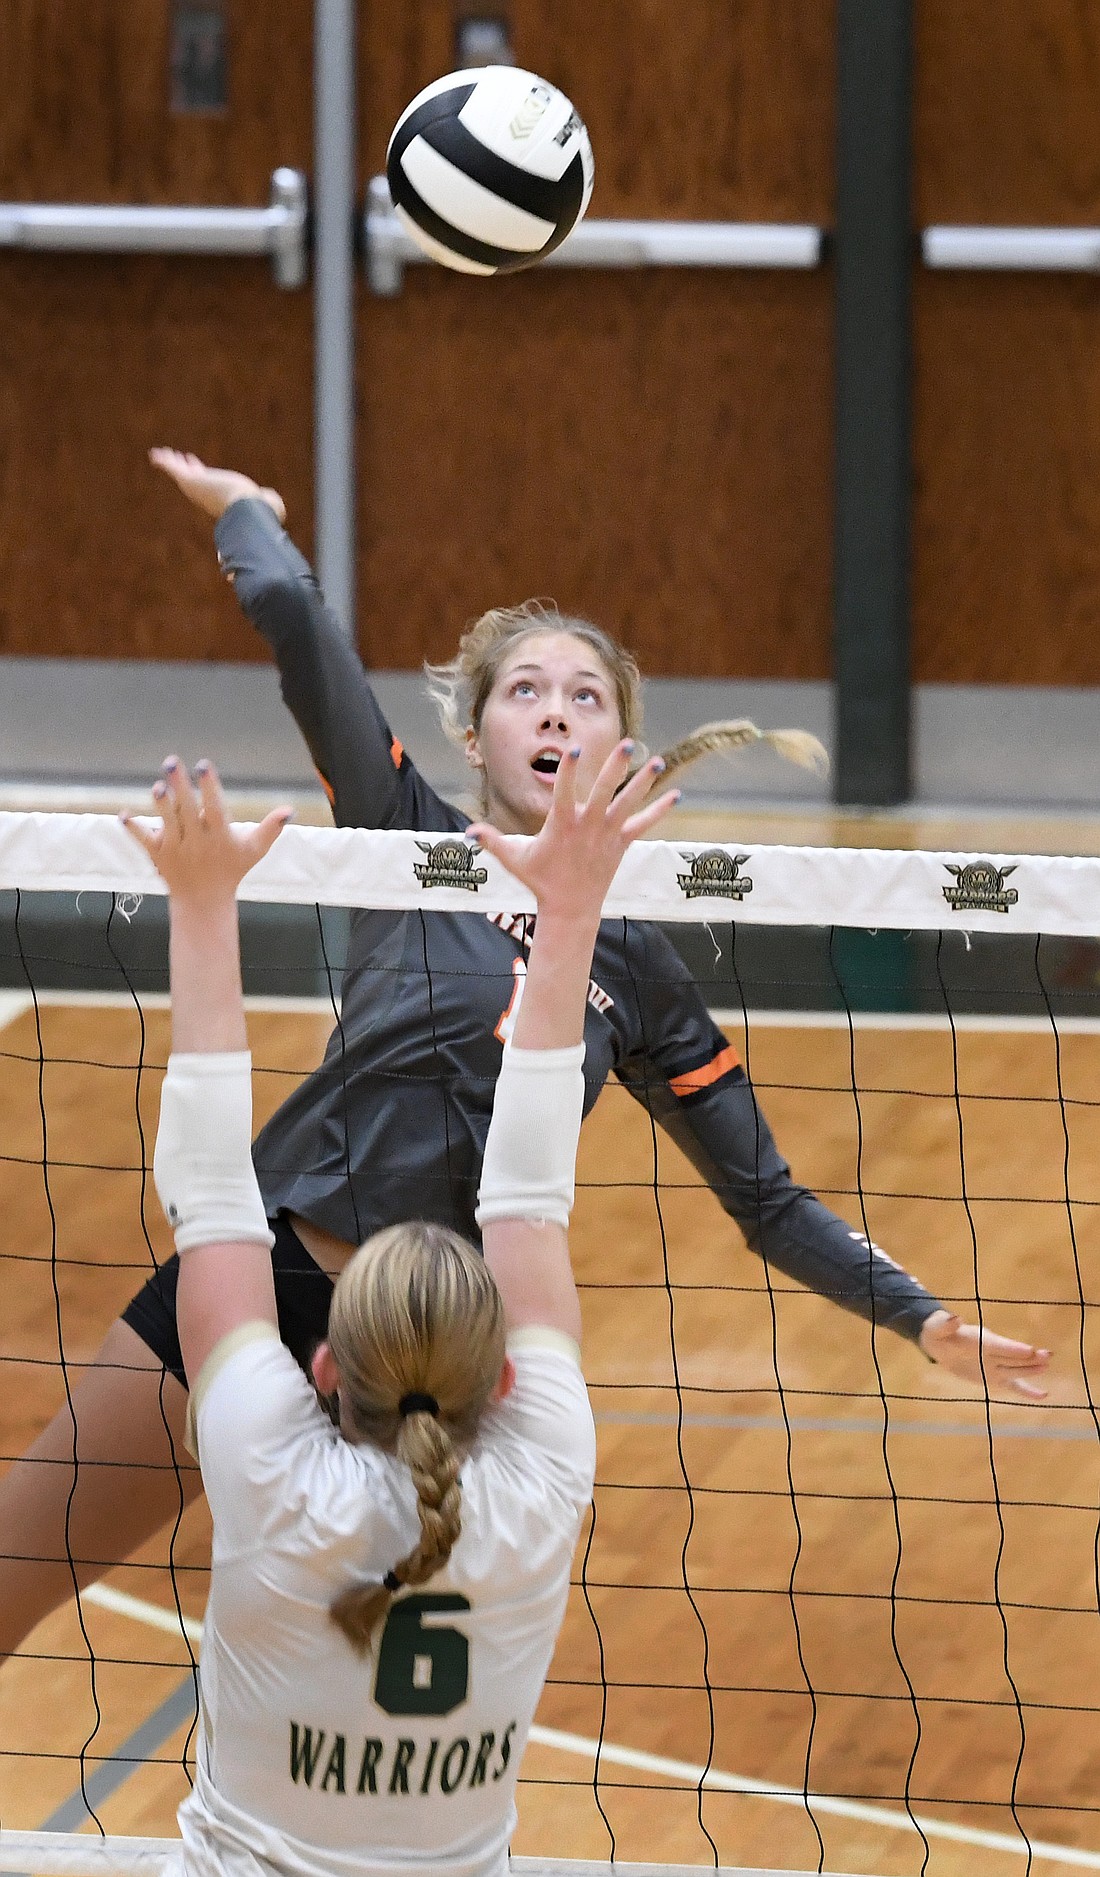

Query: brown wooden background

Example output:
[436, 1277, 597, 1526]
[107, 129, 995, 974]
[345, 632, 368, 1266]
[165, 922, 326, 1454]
[2, 2, 1100, 685]
[913, 3, 1100, 685]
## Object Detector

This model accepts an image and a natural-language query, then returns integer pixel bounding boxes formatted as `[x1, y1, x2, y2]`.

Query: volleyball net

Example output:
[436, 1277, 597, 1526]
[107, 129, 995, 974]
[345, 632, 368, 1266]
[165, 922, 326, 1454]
[1, 811, 1099, 1877]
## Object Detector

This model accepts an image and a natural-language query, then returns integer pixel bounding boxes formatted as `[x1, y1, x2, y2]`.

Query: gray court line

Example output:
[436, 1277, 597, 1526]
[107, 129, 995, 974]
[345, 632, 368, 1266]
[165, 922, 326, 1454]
[595, 1410, 1097, 1441]
[37, 1677, 196, 1834]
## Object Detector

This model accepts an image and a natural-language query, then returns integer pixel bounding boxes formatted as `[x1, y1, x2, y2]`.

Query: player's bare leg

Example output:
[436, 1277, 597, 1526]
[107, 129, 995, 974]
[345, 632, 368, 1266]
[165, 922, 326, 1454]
[0, 1319, 200, 1659]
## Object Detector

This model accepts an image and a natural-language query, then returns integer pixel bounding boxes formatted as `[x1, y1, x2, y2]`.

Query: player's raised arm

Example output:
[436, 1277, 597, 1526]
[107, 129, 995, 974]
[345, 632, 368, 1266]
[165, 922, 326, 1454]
[471, 743, 678, 1341]
[121, 761, 292, 1381]
[149, 450, 422, 831]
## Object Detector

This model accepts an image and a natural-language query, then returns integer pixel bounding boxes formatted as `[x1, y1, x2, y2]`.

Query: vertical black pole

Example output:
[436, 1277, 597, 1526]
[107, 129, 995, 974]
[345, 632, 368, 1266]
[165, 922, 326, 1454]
[834, 0, 912, 805]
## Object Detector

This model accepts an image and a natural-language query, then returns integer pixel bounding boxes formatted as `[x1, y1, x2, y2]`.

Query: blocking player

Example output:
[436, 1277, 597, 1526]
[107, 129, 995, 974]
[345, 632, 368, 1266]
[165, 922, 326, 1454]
[124, 742, 671, 1877]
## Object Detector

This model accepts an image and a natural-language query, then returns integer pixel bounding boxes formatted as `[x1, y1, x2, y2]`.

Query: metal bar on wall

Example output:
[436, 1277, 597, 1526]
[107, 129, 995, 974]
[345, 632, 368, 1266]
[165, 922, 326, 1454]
[924, 226, 1100, 271]
[834, 0, 912, 806]
[363, 176, 823, 295]
[0, 170, 308, 288]
[312, 0, 357, 638]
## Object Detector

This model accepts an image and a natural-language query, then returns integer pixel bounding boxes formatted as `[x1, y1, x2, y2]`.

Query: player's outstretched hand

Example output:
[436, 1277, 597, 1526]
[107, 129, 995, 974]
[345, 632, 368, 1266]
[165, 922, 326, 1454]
[149, 448, 287, 525]
[469, 741, 679, 924]
[919, 1310, 1051, 1400]
[121, 758, 292, 904]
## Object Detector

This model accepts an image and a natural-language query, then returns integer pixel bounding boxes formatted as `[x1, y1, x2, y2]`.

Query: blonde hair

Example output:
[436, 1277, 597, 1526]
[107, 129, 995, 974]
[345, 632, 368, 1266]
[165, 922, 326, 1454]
[425, 600, 827, 800]
[325, 1221, 506, 1653]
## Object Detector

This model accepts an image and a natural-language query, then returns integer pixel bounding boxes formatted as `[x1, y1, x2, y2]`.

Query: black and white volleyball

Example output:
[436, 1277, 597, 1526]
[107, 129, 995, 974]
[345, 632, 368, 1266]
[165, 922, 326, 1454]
[386, 67, 594, 276]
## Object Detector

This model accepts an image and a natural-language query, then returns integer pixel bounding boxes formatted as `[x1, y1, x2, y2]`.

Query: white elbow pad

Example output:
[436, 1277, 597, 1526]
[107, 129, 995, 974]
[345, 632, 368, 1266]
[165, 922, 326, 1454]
[154, 1052, 274, 1255]
[476, 1042, 586, 1230]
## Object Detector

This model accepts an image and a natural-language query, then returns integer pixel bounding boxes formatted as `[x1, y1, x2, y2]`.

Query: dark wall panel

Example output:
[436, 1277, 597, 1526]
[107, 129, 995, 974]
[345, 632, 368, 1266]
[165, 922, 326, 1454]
[914, 3, 1100, 685]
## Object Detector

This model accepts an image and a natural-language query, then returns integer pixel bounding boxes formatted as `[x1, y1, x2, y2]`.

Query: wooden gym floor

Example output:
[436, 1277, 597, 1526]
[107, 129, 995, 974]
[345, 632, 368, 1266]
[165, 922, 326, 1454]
[0, 792, 1097, 1877]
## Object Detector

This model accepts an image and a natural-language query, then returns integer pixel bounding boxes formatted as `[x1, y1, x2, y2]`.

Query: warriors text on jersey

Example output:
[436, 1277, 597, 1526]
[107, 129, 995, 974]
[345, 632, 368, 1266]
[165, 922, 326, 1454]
[214, 498, 940, 1344]
[179, 1326, 595, 1877]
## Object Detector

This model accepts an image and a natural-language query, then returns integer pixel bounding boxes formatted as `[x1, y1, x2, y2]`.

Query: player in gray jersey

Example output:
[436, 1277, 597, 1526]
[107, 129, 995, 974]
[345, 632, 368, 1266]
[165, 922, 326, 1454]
[0, 457, 1049, 1661]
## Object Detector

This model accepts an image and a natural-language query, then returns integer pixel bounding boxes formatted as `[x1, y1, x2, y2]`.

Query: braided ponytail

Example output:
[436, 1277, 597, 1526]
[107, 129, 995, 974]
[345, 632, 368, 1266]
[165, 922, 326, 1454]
[652, 718, 829, 788]
[324, 1222, 506, 1655]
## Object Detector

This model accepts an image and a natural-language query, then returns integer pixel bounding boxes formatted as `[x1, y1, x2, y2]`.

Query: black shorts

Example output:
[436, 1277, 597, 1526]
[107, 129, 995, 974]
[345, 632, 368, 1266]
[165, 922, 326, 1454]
[121, 1213, 334, 1390]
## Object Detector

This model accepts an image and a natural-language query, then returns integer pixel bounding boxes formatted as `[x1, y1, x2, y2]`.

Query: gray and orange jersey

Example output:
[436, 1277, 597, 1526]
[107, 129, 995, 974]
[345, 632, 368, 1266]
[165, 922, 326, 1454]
[217, 500, 940, 1343]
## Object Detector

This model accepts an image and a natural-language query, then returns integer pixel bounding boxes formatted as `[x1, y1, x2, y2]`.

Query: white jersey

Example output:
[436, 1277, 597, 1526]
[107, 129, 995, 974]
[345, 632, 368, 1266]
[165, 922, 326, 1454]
[178, 1322, 595, 1877]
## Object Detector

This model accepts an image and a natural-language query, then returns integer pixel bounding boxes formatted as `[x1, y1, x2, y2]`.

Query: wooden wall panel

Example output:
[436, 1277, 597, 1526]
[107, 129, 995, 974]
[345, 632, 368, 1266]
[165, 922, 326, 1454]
[357, 266, 833, 680]
[913, 271, 1100, 686]
[0, 0, 312, 203]
[362, 0, 836, 220]
[0, 255, 312, 659]
[914, 3, 1100, 686]
[2, 1, 834, 677]
[0, 0, 314, 664]
[358, 0, 835, 680]
[915, 3, 1100, 223]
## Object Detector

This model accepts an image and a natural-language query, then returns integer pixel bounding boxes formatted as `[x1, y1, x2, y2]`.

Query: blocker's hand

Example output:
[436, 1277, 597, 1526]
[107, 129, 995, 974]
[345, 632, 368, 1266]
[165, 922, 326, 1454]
[918, 1310, 1051, 1400]
[121, 758, 292, 903]
[149, 448, 287, 525]
[469, 740, 679, 924]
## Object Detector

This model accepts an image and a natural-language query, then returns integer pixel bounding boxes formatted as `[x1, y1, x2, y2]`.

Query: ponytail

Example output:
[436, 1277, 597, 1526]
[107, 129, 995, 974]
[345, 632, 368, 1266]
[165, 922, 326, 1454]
[323, 1222, 505, 1655]
[652, 718, 828, 789]
[329, 1410, 464, 1652]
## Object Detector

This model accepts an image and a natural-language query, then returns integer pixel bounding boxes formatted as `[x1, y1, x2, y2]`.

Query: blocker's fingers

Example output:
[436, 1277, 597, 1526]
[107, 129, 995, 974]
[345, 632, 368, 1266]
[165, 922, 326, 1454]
[251, 805, 294, 862]
[621, 786, 681, 841]
[466, 821, 512, 866]
[547, 745, 583, 820]
[193, 758, 229, 829]
[584, 740, 635, 817]
[119, 807, 160, 860]
[466, 823, 531, 888]
[609, 753, 667, 823]
[161, 756, 201, 827]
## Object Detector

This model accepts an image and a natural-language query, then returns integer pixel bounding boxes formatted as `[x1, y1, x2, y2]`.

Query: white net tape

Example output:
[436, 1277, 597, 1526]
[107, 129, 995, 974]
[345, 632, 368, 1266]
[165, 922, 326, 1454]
[0, 1845, 861, 1877]
[0, 810, 1095, 933]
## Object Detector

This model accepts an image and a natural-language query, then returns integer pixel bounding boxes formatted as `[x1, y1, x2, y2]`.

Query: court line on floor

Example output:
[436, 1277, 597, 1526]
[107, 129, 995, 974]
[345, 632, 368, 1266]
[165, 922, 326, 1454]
[527, 1726, 1100, 1869]
[83, 1583, 202, 1644]
[37, 1677, 197, 1833]
[58, 1588, 1100, 1869]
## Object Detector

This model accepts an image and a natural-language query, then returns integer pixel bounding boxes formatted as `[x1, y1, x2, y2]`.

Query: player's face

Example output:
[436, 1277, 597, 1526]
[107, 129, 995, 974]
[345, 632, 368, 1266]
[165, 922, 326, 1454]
[467, 632, 624, 835]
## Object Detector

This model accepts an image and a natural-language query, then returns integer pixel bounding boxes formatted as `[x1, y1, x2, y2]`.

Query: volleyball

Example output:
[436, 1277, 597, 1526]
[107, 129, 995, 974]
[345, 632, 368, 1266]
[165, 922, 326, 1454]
[386, 66, 595, 276]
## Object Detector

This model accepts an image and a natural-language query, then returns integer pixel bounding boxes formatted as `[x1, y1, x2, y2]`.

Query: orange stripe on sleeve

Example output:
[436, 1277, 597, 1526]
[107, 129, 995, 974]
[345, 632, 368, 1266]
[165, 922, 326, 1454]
[315, 768, 336, 807]
[390, 737, 404, 769]
[668, 1042, 741, 1098]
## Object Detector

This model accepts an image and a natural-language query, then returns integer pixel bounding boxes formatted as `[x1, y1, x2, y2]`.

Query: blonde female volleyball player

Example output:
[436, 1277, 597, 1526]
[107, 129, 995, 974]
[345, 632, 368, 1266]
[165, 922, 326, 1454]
[0, 458, 1049, 1664]
[123, 741, 671, 1877]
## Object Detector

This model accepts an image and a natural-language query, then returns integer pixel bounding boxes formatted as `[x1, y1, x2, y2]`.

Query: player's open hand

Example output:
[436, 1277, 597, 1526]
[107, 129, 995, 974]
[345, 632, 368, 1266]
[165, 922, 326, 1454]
[121, 759, 292, 904]
[919, 1310, 1051, 1400]
[149, 448, 287, 525]
[469, 740, 679, 923]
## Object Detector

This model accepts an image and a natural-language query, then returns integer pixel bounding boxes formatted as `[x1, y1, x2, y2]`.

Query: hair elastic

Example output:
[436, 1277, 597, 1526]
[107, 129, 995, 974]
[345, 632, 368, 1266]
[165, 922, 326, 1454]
[398, 1391, 439, 1417]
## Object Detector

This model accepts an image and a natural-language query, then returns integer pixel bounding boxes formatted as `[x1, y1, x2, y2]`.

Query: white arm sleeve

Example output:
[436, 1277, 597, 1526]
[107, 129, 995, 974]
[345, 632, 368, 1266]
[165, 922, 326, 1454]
[475, 1042, 585, 1230]
[154, 1052, 274, 1255]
